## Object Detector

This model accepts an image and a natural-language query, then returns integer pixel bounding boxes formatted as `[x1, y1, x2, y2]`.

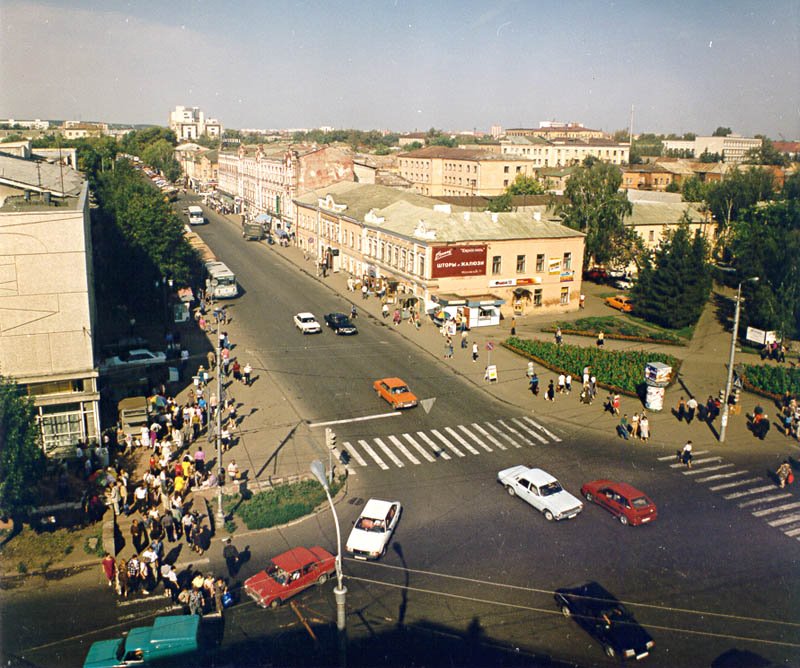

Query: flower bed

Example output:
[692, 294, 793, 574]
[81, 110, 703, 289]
[543, 317, 685, 346]
[740, 364, 800, 401]
[503, 336, 681, 396]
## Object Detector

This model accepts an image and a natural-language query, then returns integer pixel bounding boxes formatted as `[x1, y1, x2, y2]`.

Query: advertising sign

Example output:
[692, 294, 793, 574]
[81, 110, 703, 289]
[431, 245, 487, 278]
[746, 327, 778, 345]
[548, 258, 562, 274]
[560, 271, 574, 282]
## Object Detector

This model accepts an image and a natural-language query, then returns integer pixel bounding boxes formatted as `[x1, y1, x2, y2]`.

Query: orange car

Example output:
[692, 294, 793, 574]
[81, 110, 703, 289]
[373, 377, 418, 409]
[604, 295, 633, 313]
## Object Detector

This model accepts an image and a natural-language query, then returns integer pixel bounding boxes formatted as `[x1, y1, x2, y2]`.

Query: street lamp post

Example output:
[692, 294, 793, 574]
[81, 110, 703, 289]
[215, 328, 225, 526]
[719, 277, 759, 443]
[310, 460, 346, 667]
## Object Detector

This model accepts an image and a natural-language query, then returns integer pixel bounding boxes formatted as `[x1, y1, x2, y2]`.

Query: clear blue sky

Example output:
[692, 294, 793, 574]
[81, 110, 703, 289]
[2, 0, 799, 138]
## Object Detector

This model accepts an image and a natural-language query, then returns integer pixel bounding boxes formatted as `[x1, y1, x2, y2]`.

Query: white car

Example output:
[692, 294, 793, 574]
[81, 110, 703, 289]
[345, 499, 402, 560]
[101, 348, 167, 369]
[497, 466, 583, 521]
[293, 312, 322, 334]
[613, 278, 635, 290]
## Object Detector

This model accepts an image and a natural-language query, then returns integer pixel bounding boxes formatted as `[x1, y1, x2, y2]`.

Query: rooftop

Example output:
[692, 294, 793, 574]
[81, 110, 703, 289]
[625, 200, 706, 226]
[398, 146, 524, 161]
[0, 152, 85, 210]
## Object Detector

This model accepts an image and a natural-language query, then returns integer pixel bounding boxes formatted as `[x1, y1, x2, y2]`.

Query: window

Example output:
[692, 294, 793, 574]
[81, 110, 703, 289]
[503, 180, 509, 187]
[516, 254, 526, 273]
[563, 252, 572, 271]
[533, 288, 543, 307]
[536, 254, 545, 272]
[516, 166, 522, 173]
[419, 254, 425, 276]
[560, 287, 570, 305]
[649, 230, 655, 242]
[492, 255, 502, 275]
[504, 165, 510, 173]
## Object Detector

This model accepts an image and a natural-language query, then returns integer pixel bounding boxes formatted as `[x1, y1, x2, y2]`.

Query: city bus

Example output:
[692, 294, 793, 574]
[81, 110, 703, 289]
[204, 261, 238, 299]
[187, 205, 205, 225]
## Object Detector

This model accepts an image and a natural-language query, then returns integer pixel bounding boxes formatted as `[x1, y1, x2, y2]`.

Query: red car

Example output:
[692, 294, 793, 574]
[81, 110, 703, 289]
[244, 546, 336, 609]
[580, 480, 657, 526]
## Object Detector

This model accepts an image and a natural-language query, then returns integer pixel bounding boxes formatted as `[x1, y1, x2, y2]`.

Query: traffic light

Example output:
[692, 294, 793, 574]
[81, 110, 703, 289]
[325, 427, 336, 449]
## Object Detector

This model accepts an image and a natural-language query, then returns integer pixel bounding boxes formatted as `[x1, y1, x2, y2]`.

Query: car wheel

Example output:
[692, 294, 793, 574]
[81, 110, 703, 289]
[584, 492, 593, 502]
[604, 644, 616, 659]
[317, 573, 329, 585]
[269, 598, 282, 609]
[506, 485, 516, 497]
[560, 605, 571, 618]
[619, 514, 629, 526]
[544, 510, 554, 521]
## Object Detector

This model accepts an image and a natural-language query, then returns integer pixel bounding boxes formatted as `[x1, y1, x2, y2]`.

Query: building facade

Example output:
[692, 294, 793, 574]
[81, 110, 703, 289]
[663, 135, 763, 163]
[500, 136, 629, 167]
[0, 154, 99, 456]
[168, 106, 222, 141]
[294, 182, 586, 318]
[506, 123, 608, 140]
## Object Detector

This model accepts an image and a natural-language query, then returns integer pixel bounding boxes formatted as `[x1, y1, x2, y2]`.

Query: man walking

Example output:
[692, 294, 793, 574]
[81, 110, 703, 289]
[471, 342, 479, 363]
[223, 537, 241, 577]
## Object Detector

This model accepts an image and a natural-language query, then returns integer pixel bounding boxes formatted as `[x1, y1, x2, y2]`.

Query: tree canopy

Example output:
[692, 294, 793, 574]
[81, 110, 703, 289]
[712, 127, 732, 137]
[553, 161, 632, 268]
[507, 174, 545, 196]
[704, 167, 776, 233]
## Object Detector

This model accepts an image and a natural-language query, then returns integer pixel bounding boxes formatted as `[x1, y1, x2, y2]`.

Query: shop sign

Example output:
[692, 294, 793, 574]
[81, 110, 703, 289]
[489, 278, 516, 288]
[548, 258, 562, 274]
[560, 271, 574, 282]
[431, 245, 487, 278]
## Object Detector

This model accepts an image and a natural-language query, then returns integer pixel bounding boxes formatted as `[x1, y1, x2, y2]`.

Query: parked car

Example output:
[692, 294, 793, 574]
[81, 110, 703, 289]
[614, 277, 635, 290]
[581, 480, 657, 526]
[373, 377, 418, 409]
[345, 498, 402, 560]
[497, 466, 583, 521]
[605, 295, 633, 313]
[100, 348, 167, 370]
[554, 581, 655, 661]
[324, 312, 358, 335]
[293, 312, 322, 334]
[244, 546, 336, 609]
[584, 267, 608, 282]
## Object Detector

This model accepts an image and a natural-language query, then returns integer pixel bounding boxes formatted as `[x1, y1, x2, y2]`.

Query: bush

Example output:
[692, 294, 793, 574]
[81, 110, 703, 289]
[547, 317, 685, 345]
[741, 365, 800, 397]
[504, 337, 680, 395]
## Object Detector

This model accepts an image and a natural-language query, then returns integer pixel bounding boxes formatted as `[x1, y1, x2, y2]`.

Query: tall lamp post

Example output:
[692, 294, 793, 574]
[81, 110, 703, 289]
[719, 276, 759, 443]
[209, 277, 225, 526]
[310, 460, 346, 667]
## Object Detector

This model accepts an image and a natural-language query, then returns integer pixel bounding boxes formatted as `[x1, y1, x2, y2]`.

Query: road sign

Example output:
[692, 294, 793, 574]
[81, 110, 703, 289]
[420, 397, 436, 414]
[486, 341, 495, 351]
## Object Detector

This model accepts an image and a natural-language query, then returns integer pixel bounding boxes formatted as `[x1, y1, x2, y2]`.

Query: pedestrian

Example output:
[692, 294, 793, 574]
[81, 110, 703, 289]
[130, 518, 147, 553]
[630, 412, 640, 439]
[676, 397, 686, 422]
[472, 342, 479, 363]
[189, 586, 204, 616]
[223, 537, 240, 577]
[382, 303, 389, 319]
[617, 414, 630, 440]
[639, 414, 650, 441]
[227, 460, 240, 481]
[686, 396, 698, 424]
[160, 510, 176, 542]
[393, 309, 401, 326]
[526, 362, 534, 379]
[776, 460, 793, 488]
[116, 559, 129, 598]
[565, 374, 572, 394]
[546, 380, 556, 401]
[361, 284, 368, 300]
[557, 373, 566, 393]
[612, 393, 621, 416]
[555, 327, 563, 346]
[510, 317, 516, 336]
[679, 440, 693, 468]
[109, 481, 121, 516]
[461, 329, 468, 349]
[206, 350, 216, 371]
[243, 362, 252, 386]
[529, 373, 539, 396]
[579, 294, 585, 309]
[127, 554, 141, 594]
[231, 360, 242, 383]
[596, 331, 605, 348]
[447, 337, 454, 359]
[102, 552, 116, 589]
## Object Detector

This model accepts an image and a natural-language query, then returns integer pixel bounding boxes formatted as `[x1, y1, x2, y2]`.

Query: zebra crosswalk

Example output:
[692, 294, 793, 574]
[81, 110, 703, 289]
[330, 416, 560, 475]
[657, 451, 800, 542]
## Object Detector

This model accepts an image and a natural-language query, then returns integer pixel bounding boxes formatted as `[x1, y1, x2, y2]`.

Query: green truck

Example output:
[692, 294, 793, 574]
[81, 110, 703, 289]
[83, 615, 200, 667]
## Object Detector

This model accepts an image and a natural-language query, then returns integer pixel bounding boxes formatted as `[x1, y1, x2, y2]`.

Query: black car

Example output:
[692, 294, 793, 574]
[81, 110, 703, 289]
[324, 312, 358, 335]
[554, 582, 654, 661]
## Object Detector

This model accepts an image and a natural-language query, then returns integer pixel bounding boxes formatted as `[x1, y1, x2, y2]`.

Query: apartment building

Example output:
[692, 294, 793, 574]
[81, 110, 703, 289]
[506, 123, 608, 140]
[168, 105, 222, 141]
[397, 146, 538, 197]
[0, 153, 99, 456]
[663, 135, 763, 163]
[175, 143, 218, 189]
[294, 181, 586, 318]
[500, 135, 630, 167]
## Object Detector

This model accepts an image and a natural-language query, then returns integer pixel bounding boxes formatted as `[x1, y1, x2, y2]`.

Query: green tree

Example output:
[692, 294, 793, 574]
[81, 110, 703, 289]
[405, 141, 423, 150]
[0, 376, 45, 524]
[712, 127, 732, 137]
[698, 150, 722, 163]
[507, 174, 544, 196]
[743, 137, 788, 167]
[681, 176, 707, 202]
[632, 218, 712, 328]
[487, 192, 512, 212]
[553, 161, 632, 268]
[705, 167, 775, 233]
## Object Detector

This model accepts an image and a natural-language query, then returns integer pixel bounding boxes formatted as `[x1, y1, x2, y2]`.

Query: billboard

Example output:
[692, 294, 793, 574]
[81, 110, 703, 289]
[431, 245, 487, 278]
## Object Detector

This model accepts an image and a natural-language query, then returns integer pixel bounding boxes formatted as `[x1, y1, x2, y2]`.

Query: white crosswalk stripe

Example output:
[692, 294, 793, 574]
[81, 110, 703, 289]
[496, 419, 534, 446]
[522, 416, 562, 442]
[785, 526, 800, 537]
[751, 500, 800, 516]
[708, 477, 760, 491]
[341, 442, 368, 467]
[485, 422, 522, 448]
[416, 431, 456, 458]
[402, 433, 439, 462]
[768, 513, 800, 527]
[471, 423, 507, 450]
[682, 463, 734, 475]
[722, 485, 775, 500]
[430, 429, 464, 457]
[388, 434, 421, 465]
[670, 456, 721, 469]
[374, 438, 405, 467]
[738, 493, 793, 508]
[694, 470, 749, 483]
[444, 427, 481, 455]
[358, 439, 389, 470]
[457, 425, 493, 453]
[659, 450, 710, 462]
[512, 417, 548, 444]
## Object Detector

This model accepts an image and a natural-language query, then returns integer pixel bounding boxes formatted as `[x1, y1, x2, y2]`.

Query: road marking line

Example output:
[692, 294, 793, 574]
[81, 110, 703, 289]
[694, 471, 750, 483]
[511, 418, 547, 444]
[485, 422, 522, 448]
[708, 477, 761, 491]
[374, 438, 405, 467]
[682, 463, 734, 475]
[660, 450, 710, 462]
[784, 526, 800, 537]
[752, 501, 800, 516]
[358, 440, 389, 470]
[416, 431, 454, 459]
[496, 419, 534, 446]
[738, 493, 793, 508]
[457, 425, 493, 452]
[388, 434, 421, 465]
[522, 416, 561, 442]
[401, 433, 438, 462]
[722, 485, 775, 500]
[310, 412, 402, 427]
[444, 427, 480, 455]
[768, 513, 800, 527]
[341, 441, 368, 467]
[670, 456, 721, 468]
[430, 429, 464, 457]
[471, 423, 507, 450]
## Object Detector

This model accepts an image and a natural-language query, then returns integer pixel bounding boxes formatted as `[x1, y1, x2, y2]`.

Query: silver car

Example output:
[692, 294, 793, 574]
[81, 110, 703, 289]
[497, 465, 583, 521]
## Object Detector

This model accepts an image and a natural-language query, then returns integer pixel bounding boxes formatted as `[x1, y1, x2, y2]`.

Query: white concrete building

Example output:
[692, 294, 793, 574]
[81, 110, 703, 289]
[168, 106, 222, 141]
[500, 135, 629, 166]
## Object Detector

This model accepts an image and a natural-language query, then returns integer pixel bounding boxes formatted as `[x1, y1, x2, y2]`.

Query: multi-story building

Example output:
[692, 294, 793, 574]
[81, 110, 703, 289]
[662, 135, 762, 163]
[621, 163, 677, 191]
[625, 193, 714, 255]
[500, 135, 629, 167]
[0, 153, 99, 456]
[168, 106, 222, 141]
[397, 146, 539, 197]
[506, 123, 608, 141]
[217, 144, 354, 230]
[175, 143, 218, 190]
[59, 122, 108, 140]
[294, 181, 586, 318]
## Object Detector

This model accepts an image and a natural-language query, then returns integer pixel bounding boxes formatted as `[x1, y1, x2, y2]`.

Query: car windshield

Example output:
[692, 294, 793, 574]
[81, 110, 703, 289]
[392, 386, 409, 395]
[355, 517, 385, 532]
[301, 316, 314, 323]
[267, 564, 290, 586]
[540, 481, 563, 496]
[631, 496, 650, 508]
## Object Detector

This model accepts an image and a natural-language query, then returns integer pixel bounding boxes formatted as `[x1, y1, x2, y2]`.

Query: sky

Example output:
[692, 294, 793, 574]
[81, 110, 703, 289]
[1, 0, 799, 139]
